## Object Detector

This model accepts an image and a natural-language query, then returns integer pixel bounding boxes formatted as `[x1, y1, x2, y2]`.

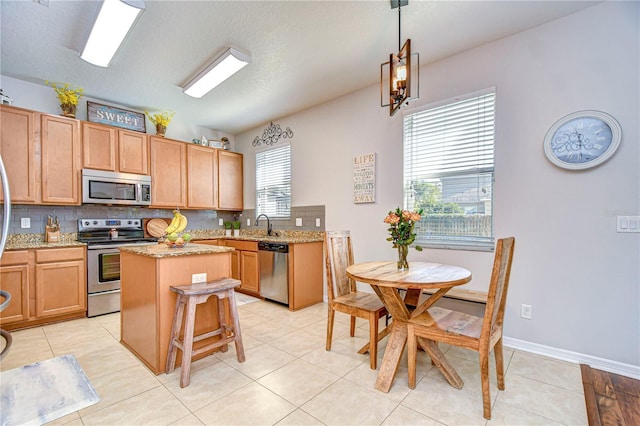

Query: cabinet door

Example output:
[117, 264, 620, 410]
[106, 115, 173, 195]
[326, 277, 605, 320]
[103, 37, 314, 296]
[0, 105, 37, 203]
[119, 130, 148, 174]
[240, 250, 259, 293]
[0, 264, 29, 324]
[230, 250, 240, 281]
[217, 150, 243, 211]
[35, 260, 86, 317]
[82, 122, 117, 171]
[149, 137, 187, 208]
[41, 114, 81, 205]
[187, 145, 218, 209]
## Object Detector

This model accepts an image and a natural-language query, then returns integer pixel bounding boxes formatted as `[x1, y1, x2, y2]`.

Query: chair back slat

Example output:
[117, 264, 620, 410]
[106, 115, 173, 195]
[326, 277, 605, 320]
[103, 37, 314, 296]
[324, 231, 356, 301]
[481, 237, 515, 341]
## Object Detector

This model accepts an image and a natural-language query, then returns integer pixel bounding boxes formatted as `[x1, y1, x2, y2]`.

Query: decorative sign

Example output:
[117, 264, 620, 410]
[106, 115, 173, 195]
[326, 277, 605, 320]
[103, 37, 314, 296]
[87, 101, 146, 133]
[252, 121, 294, 147]
[353, 153, 376, 203]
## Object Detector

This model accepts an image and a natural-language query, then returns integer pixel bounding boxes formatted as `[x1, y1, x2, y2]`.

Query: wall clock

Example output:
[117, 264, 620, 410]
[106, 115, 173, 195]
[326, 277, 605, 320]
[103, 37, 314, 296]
[543, 110, 621, 170]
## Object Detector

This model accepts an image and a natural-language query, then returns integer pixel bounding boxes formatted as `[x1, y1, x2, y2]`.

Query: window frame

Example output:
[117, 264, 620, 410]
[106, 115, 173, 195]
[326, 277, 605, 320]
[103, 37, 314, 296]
[402, 87, 496, 252]
[255, 143, 292, 219]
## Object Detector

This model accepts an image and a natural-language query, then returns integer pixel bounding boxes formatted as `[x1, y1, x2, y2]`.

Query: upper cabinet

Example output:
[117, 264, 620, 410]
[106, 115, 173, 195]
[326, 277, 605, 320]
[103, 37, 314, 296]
[82, 122, 148, 175]
[187, 144, 218, 209]
[149, 136, 187, 208]
[40, 113, 81, 205]
[218, 150, 243, 211]
[0, 105, 38, 203]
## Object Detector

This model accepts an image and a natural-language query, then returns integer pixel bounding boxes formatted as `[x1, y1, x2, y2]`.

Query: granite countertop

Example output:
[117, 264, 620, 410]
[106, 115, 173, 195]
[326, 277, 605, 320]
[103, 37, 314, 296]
[5, 233, 86, 250]
[120, 243, 234, 258]
[4, 230, 324, 251]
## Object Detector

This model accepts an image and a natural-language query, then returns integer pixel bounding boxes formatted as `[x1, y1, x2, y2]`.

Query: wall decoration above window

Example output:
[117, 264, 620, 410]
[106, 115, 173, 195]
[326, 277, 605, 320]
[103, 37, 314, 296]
[543, 110, 622, 170]
[353, 153, 376, 204]
[252, 121, 294, 147]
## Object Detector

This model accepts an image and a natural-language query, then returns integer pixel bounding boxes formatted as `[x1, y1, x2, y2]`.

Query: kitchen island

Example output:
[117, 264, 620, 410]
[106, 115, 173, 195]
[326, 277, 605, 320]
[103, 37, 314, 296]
[119, 243, 235, 374]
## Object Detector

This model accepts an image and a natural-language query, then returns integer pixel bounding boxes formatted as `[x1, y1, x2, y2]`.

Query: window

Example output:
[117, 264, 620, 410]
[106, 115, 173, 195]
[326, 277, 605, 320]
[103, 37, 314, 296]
[403, 88, 495, 250]
[256, 144, 291, 218]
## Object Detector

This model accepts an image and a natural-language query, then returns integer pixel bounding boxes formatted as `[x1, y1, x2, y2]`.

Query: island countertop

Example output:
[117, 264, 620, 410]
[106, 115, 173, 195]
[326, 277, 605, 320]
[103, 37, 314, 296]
[119, 242, 234, 258]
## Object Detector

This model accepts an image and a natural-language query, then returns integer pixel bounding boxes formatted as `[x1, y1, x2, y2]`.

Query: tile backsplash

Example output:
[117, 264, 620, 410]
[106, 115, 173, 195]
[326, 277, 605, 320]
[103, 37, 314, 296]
[1, 204, 325, 235]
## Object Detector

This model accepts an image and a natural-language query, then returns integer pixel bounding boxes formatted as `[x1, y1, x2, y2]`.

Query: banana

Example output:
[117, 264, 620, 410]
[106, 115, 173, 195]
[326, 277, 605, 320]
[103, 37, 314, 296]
[175, 214, 188, 233]
[164, 210, 181, 234]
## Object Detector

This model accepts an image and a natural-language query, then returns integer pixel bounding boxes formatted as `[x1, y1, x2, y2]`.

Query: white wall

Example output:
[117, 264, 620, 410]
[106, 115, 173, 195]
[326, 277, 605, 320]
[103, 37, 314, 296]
[236, 2, 640, 373]
[0, 76, 235, 147]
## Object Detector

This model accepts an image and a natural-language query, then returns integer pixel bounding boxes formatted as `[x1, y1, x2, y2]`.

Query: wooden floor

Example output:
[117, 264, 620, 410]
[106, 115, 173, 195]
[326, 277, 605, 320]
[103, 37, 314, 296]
[581, 364, 640, 425]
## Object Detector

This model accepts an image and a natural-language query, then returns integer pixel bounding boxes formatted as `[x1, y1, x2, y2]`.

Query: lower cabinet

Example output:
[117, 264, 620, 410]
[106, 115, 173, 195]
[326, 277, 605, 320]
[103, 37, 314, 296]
[223, 240, 259, 296]
[0, 247, 87, 330]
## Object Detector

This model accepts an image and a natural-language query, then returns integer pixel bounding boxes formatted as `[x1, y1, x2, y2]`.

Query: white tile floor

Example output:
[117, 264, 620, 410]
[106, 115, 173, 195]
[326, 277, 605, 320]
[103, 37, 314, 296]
[0, 298, 588, 425]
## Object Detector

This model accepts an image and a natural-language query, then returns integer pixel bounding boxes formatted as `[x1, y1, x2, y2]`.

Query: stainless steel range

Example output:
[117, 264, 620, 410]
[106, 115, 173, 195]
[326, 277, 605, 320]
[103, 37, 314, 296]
[77, 219, 157, 317]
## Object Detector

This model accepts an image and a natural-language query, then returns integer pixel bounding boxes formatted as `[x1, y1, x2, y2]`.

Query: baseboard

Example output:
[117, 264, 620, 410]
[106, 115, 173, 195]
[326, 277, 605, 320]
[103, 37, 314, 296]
[503, 336, 640, 380]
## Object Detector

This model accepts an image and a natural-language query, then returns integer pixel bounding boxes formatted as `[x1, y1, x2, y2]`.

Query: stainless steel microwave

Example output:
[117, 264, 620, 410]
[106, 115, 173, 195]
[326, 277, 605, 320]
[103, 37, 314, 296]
[82, 169, 151, 206]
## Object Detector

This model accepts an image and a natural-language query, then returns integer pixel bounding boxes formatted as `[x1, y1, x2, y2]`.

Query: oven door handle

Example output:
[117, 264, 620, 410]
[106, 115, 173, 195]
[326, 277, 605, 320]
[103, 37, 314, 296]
[87, 242, 156, 250]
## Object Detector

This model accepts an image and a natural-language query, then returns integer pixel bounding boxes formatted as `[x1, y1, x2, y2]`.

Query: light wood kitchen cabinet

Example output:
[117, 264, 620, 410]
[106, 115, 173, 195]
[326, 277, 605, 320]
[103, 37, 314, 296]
[0, 251, 29, 325]
[0, 247, 87, 330]
[288, 241, 323, 311]
[149, 136, 187, 208]
[35, 247, 86, 318]
[217, 150, 243, 211]
[187, 144, 218, 209]
[82, 122, 149, 174]
[41, 113, 81, 205]
[224, 240, 259, 295]
[0, 105, 38, 204]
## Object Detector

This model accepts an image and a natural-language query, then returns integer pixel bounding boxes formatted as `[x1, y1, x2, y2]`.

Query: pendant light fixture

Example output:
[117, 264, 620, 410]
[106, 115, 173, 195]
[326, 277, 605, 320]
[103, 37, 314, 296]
[380, 0, 419, 116]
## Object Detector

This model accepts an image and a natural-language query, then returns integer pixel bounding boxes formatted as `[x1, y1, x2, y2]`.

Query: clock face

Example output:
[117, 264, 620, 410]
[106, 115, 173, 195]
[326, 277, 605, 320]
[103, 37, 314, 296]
[544, 111, 621, 170]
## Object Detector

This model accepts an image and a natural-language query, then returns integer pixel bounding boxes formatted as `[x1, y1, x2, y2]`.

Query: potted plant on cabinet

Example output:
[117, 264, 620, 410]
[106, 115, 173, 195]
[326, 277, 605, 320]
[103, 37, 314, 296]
[45, 81, 84, 118]
[232, 221, 241, 237]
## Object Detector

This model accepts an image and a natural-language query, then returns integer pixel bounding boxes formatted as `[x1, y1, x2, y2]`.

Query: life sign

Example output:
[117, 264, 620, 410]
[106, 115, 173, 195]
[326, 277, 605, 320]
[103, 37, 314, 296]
[353, 153, 376, 204]
[87, 101, 146, 133]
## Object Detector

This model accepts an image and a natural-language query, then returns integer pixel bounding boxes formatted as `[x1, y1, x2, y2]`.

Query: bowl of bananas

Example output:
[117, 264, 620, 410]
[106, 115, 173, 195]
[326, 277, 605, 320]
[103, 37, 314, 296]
[161, 210, 192, 248]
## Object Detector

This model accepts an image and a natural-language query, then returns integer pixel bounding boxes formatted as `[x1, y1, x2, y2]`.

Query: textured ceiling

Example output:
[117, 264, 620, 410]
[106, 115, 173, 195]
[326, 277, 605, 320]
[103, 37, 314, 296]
[0, 0, 598, 134]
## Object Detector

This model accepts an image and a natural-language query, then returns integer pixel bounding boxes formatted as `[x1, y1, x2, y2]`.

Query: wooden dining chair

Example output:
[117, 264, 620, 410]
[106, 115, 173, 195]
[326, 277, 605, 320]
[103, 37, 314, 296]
[406, 237, 515, 420]
[324, 230, 389, 369]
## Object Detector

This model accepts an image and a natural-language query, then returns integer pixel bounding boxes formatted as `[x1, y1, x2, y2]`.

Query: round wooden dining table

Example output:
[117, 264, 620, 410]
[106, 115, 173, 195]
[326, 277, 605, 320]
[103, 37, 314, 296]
[346, 261, 472, 393]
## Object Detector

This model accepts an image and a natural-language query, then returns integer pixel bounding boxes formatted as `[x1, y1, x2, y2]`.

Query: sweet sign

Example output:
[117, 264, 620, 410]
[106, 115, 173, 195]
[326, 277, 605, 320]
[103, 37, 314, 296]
[87, 101, 146, 133]
[353, 153, 376, 203]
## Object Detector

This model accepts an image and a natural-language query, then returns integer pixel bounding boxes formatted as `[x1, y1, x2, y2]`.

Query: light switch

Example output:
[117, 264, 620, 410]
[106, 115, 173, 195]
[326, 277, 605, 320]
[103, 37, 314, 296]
[617, 216, 640, 233]
[247, 218, 251, 226]
[296, 218, 302, 227]
[21, 218, 31, 228]
[316, 218, 321, 227]
[219, 218, 224, 226]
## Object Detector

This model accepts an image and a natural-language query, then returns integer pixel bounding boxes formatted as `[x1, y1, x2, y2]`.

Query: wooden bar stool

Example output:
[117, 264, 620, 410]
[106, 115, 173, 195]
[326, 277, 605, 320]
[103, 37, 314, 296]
[166, 277, 246, 387]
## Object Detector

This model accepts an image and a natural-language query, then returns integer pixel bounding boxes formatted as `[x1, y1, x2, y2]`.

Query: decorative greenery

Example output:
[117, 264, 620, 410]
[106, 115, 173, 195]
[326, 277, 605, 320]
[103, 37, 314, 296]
[45, 81, 84, 106]
[223, 221, 233, 229]
[384, 207, 424, 251]
[232, 221, 241, 229]
[145, 110, 175, 127]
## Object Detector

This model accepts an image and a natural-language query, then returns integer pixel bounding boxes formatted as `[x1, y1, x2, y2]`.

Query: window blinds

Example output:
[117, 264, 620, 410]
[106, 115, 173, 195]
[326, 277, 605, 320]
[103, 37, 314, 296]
[256, 144, 291, 218]
[403, 89, 495, 250]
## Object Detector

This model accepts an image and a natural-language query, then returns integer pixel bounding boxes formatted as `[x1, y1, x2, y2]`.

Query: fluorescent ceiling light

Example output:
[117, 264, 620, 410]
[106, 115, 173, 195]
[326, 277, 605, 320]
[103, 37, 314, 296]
[80, 0, 145, 67]
[183, 48, 251, 98]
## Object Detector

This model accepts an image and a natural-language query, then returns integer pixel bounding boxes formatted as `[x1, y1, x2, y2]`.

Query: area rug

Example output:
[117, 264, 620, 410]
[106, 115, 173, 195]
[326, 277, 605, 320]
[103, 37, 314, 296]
[0, 354, 100, 425]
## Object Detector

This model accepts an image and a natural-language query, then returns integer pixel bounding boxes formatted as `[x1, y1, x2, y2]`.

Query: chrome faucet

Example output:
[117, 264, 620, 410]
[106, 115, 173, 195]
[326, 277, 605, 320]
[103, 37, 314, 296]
[255, 214, 272, 236]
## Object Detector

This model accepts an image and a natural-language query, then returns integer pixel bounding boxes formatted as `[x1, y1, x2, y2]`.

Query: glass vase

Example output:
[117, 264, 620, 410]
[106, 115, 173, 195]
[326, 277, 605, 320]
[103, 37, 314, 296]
[397, 244, 409, 270]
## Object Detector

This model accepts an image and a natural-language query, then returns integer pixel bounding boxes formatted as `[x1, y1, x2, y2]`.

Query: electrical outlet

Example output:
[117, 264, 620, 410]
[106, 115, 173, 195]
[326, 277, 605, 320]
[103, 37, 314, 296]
[21, 218, 31, 228]
[296, 218, 302, 227]
[315, 218, 321, 227]
[192, 273, 207, 284]
[218, 218, 224, 226]
[521, 304, 532, 319]
[247, 218, 251, 226]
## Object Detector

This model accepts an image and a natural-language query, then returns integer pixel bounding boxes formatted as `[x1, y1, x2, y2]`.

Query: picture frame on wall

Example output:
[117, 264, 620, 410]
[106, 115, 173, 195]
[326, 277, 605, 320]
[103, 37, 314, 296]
[87, 101, 146, 133]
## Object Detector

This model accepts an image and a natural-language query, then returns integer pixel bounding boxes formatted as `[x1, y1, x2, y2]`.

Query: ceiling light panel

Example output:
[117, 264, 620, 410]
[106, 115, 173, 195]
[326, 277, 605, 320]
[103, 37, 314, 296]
[183, 48, 251, 98]
[80, 0, 145, 67]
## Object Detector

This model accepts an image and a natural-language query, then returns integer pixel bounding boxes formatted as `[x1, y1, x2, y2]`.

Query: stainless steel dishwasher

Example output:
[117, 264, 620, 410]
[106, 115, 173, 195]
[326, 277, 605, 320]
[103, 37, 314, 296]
[258, 241, 289, 305]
